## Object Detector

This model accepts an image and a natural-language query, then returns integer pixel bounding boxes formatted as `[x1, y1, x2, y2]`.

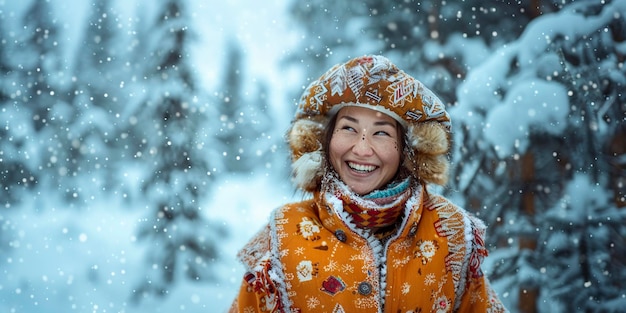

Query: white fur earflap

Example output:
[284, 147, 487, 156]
[291, 150, 324, 191]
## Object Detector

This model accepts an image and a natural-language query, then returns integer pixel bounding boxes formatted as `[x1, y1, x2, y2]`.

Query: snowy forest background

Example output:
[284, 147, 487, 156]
[1, 0, 625, 312]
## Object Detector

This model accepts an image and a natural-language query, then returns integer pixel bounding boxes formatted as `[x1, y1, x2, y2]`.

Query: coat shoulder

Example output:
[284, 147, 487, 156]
[425, 194, 486, 235]
[423, 194, 490, 297]
[237, 199, 318, 270]
[276, 198, 318, 218]
[237, 223, 272, 271]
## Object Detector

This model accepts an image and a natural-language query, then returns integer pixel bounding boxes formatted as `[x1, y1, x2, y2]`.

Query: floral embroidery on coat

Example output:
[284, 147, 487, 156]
[296, 217, 322, 241]
[414, 239, 439, 264]
[231, 187, 508, 313]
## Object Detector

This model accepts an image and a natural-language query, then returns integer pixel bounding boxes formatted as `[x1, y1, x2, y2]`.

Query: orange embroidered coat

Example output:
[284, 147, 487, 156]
[231, 187, 507, 313]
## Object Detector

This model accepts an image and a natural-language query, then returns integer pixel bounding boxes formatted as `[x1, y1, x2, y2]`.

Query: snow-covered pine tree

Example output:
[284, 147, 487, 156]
[8, 0, 75, 202]
[0, 16, 9, 101]
[287, 0, 366, 64]
[533, 3, 626, 311]
[248, 80, 283, 176]
[0, 13, 37, 208]
[450, 1, 626, 311]
[129, 0, 223, 301]
[0, 10, 32, 254]
[286, 0, 569, 103]
[215, 40, 246, 173]
[65, 0, 127, 203]
[215, 40, 274, 174]
[288, 1, 624, 312]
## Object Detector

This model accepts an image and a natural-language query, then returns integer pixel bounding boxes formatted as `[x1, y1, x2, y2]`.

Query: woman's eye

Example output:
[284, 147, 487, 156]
[340, 126, 355, 132]
[374, 130, 390, 136]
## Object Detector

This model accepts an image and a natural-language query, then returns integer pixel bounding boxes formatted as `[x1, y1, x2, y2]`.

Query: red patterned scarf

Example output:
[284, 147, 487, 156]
[329, 177, 411, 230]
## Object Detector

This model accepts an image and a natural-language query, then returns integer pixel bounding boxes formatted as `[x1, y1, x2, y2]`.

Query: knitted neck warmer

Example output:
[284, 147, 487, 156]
[323, 172, 411, 230]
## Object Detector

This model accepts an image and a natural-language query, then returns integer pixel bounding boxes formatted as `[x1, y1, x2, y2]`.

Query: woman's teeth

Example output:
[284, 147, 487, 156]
[348, 162, 376, 173]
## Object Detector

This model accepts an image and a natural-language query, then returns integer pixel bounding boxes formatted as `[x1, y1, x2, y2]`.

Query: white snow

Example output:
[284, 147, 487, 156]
[0, 0, 302, 312]
[2, 0, 625, 312]
[484, 78, 569, 158]
[1, 173, 299, 313]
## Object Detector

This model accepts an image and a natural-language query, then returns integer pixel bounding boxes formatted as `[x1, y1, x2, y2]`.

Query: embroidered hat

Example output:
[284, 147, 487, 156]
[288, 55, 451, 192]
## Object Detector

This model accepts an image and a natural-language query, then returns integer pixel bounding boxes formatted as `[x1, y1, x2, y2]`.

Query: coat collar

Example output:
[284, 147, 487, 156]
[314, 181, 426, 244]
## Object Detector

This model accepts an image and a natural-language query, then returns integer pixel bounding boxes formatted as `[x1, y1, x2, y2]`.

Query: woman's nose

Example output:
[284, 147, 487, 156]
[352, 135, 374, 156]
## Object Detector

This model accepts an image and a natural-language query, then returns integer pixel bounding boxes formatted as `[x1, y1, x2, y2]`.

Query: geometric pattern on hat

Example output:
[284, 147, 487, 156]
[288, 55, 452, 192]
[295, 55, 451, 129]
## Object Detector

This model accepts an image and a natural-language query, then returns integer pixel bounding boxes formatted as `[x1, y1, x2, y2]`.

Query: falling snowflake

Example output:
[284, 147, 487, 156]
[294, 247, 305, 255]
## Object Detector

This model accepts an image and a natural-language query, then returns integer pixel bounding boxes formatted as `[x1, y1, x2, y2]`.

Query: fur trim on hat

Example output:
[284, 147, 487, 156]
[408, 122, 449, 155]
[287, 118, 327, 191]
[413, 153, 449, 186]
[288, 55, 452, 192]
[403, 122, 450, 185]
[291, 150, 324, 191]
[288, 118, 325, 159]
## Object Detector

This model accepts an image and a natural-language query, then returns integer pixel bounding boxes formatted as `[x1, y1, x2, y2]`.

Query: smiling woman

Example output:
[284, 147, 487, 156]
[229, 55, 508, 313]
[328, 106, 402, 195]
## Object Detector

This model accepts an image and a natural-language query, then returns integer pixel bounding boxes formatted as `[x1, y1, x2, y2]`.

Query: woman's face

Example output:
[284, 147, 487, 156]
[329, 106, 401, 195]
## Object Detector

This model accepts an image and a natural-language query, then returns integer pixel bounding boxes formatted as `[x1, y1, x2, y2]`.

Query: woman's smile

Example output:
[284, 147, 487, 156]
[329, 106, 401, 195]
[347, 161, 377, 173]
